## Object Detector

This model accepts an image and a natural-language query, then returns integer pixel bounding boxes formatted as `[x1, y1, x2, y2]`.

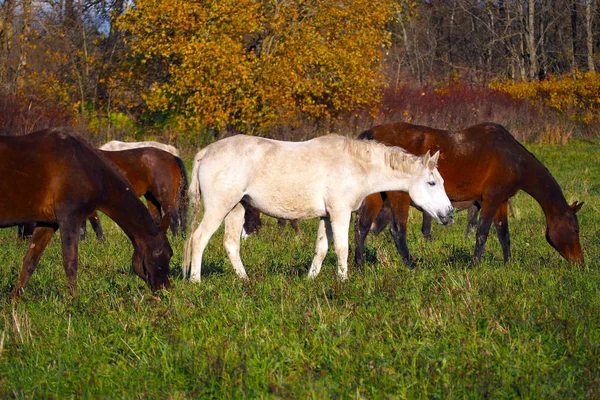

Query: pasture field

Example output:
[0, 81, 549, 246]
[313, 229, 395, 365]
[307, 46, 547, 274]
[0, 139, 599, 398]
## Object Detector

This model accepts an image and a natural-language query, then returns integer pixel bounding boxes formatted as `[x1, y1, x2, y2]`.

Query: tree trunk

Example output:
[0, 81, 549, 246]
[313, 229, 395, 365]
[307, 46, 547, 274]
[586, 0, 595, 72]
[527, 0, 538, 80]
[571, 0, 578, 73]
[0, 0, 16, 90]
[16, 0, 32, 92]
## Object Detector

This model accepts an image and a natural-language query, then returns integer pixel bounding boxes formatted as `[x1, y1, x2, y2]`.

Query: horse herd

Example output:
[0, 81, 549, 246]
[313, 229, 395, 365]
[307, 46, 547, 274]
[0, 122, 584, 299]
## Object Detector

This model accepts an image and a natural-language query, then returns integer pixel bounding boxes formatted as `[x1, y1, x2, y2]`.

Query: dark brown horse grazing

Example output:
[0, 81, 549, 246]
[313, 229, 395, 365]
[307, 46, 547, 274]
[0, 128, 172, 298]
[355, 122, 584, 267]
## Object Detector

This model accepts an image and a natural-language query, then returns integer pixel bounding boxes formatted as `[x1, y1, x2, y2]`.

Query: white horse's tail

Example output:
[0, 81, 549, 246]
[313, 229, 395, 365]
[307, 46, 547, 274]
[183, 147, 208, 276]
[187, 148, 206, 211]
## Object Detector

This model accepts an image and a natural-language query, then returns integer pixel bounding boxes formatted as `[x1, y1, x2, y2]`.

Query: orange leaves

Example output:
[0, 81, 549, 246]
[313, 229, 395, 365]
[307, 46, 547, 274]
[118, 0, 397, 134]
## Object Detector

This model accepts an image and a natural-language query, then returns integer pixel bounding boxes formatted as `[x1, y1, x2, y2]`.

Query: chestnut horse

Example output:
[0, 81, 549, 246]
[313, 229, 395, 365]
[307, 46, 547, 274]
[355, 122, 584, 267]
[97, 147, 188, 236]
[0, 128, 172, 298]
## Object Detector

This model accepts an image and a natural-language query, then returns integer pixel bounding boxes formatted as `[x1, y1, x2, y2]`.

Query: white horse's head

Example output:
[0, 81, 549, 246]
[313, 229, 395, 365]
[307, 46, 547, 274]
[409, 151, 454, 225]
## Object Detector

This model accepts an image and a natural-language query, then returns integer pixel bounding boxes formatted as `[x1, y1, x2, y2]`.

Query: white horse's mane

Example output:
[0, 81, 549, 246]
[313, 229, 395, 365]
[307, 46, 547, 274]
[341, 136, 420, 172]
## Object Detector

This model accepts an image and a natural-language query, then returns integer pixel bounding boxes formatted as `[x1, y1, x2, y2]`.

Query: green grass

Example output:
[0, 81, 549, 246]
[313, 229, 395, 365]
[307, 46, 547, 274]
[1, 140, 599, 398]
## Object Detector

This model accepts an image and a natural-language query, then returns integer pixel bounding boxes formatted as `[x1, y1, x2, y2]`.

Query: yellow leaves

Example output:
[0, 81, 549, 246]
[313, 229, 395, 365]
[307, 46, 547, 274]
[118, 0, 397, 134]
[490, 72, 600, 124]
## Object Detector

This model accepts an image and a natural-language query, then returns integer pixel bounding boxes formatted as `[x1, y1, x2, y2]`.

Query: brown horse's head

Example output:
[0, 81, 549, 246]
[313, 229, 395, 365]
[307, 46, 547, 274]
[132, 215, 173, 290]
[546, 201, 584, 262]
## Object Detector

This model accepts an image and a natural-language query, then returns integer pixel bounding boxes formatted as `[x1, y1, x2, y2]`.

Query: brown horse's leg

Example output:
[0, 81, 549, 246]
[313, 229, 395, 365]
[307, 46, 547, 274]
[17, 221, 36, 239]
[149, 190, 179, 236]
[144, 193, 163, 223]
[79, 220, 87, 240]
[388, 191, 414, 268]
[277, 218, 286, 230]
[465, 202, 481, 237]
[290, 219, 301, 235]
[59, 218, 83, 296]
[10, 224, 57, 299]
[421, 212, 433, 240]
[493, 201, 511, 263]
[88, 212, 105, 242]
[278, 219, 301, 235]
[371, 198, 392, 235]
[354, 193, 384, 269]
[474, 199, 503, 263]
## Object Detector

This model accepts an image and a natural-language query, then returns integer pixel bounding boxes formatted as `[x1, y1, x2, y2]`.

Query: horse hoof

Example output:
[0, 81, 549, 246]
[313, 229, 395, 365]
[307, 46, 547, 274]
[9, 288, 23, 301]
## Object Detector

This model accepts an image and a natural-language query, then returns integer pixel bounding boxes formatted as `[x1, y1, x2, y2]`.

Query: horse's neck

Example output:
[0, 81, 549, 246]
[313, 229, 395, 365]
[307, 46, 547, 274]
[99, 176, 157, 247]
[521, 157, 569, 221]
[362, 147, 418, 195]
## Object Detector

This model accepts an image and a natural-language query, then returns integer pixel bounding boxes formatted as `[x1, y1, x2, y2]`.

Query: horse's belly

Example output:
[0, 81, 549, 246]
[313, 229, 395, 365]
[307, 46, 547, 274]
[245, 192, 326, 220]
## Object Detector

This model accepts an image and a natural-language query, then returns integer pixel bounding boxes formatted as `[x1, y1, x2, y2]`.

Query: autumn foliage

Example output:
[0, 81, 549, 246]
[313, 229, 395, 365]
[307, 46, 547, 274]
[490, 71, 600, 125]
[117, 0, 396, 135]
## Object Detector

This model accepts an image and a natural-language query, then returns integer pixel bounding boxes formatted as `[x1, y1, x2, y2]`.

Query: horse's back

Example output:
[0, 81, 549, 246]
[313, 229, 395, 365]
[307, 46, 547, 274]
[100, 140, 180, 156]
[0, 129, 106, 224]
[197, 135, 356, 219]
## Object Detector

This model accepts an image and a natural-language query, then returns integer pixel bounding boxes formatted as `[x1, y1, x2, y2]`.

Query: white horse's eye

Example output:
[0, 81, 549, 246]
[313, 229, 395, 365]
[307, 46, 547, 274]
[428, 181, 436, 186]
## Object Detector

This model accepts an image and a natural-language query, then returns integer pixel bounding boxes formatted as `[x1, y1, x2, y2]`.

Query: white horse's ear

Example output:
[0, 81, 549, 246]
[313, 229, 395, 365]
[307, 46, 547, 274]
[429, 150, 440, 168]
[422, 150, 431, 167]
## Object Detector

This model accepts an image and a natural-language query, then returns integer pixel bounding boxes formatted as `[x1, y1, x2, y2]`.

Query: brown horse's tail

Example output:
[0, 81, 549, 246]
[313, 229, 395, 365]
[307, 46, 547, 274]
[174, 155, 189, 234]
[358, 129, 375, 141]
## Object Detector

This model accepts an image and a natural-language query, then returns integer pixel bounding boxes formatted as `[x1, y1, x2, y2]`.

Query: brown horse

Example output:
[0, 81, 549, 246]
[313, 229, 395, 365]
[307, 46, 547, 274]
[97, 147, 188, 236]
[0, 128, 172, 298]
[355, 122, 584, 267]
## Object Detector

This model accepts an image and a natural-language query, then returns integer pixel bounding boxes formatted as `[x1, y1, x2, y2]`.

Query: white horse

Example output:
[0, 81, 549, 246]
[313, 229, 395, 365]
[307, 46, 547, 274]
[183, 134, 454, 281]
[100, 140, 180, 157]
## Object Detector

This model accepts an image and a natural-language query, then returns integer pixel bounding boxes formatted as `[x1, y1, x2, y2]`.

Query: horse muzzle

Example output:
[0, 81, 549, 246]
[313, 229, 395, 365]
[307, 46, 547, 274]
[437, 208, 455, 226]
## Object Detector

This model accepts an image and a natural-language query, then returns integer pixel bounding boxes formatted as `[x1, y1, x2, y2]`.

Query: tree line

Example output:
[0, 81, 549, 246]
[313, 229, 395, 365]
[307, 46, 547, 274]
[0, 0, 598, 139]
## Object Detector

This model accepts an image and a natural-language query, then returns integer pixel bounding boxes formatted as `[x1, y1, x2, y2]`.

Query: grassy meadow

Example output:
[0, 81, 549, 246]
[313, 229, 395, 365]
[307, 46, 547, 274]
[0, 139, 599, 398]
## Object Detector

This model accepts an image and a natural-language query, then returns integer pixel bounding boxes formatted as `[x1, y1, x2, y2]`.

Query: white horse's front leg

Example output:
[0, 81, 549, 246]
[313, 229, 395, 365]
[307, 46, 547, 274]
[330, 211, 352, 280]
[223, 203, 248, 279]
[307, 218, 332, 279]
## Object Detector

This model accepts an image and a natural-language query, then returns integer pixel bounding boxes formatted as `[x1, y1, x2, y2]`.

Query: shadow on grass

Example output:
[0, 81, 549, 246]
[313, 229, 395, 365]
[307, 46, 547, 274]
[446, 248, 475, 269]
[169, 259, 226, 280]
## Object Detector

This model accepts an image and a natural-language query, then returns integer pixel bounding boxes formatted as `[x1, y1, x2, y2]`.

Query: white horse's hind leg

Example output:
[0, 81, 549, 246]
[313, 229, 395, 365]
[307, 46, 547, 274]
[223, 203, 248, 279]
[330, 211, 352, 280]
[189, 211, 227, 282]
[307, 218, 332, 279]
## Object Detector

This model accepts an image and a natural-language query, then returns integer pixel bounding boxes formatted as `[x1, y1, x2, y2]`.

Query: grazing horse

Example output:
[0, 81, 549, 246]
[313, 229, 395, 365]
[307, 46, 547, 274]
[183, 134, 454, 281]
[100, 140, 180, 157]
[99, 147, 188, 236]
[355, 122, 584, 268]
[0, 128, 172, 298]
